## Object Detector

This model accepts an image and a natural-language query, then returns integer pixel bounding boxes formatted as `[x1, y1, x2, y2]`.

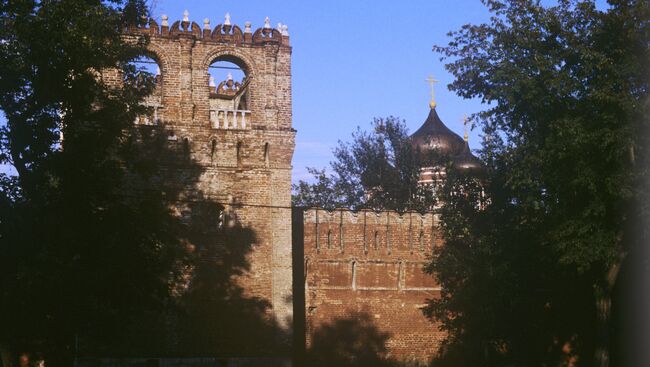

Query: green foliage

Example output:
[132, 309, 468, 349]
[428, 0, 649, 365]
[0, 0, 188, 364]
[292, 116, 436, 211]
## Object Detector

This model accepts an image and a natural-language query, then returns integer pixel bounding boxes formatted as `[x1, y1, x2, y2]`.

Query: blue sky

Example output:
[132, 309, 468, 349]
[0, 1, 609, 181]
[151, 0, 494, 182]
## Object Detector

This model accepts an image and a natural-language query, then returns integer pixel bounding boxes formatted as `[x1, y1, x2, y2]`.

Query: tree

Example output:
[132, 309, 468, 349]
[427, 0, 649, 366]
[292, 116, 435, 212]
[0, 1, 187, 365]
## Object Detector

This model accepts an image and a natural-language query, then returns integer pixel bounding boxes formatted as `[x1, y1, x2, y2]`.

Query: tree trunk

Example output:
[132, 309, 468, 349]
[593, 252, 626, 367]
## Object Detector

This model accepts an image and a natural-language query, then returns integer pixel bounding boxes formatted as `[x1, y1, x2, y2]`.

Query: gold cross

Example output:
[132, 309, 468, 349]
[425, 75, 439, 109]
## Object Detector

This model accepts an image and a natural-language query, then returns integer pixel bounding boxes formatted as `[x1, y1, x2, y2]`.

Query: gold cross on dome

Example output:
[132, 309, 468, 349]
[425, 75, 439, 109]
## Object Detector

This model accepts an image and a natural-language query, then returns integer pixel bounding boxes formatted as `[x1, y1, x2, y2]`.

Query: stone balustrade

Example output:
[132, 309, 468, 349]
[210, 109, 251, 129]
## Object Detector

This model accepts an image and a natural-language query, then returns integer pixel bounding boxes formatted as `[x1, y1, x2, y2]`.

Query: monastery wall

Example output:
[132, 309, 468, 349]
[295, 208, 446, 362]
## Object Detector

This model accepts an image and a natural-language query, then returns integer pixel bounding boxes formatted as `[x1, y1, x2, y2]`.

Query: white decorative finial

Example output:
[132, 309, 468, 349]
[161, 14, 168, 27]
[264, 16, 271, 29]
[209, 77, 216, 87]
[224, 12, 231, 26]
[183, 10, 189, 22]
[277, 22, 283, 31]
[203, 18, 210, 30]
[281, 24, 289, 36]
[244, 21, 252, 33]
[156, 66, 161, 76]
[227, 72, 233, 81]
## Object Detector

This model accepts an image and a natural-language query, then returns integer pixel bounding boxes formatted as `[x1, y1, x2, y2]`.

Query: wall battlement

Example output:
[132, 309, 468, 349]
[303, 208, 440, 259]
[125, 12, 290, 47]
[296, 207, 445, 362]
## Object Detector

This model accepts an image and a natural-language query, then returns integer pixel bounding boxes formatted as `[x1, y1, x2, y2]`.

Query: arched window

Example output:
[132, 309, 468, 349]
[209, 60, 246, 95]
[128, 55, 161, 87]
[128, 55, 162, 125]
[208, 57, 250, 129]
[263, 142, 269, 167]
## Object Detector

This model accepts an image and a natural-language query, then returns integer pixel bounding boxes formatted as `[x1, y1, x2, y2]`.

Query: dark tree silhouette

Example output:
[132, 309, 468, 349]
[0, 1, 287, 365]
[428, 1, 649, 366]
[0, 1, 180, 365]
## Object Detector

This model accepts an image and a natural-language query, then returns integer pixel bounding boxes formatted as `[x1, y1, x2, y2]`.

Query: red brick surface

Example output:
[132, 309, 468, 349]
[302, 209, 446, 362]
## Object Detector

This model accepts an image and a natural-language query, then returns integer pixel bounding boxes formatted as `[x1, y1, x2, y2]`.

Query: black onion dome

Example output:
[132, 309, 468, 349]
[410, 108, 465, 157]
[453, 140, 484, 172]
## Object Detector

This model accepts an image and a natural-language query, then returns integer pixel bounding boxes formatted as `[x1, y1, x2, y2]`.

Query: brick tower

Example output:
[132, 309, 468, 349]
[124, 11, 295, 357]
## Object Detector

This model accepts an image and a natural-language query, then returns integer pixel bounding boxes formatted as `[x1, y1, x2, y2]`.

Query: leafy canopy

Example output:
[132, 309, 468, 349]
[292, 116, 436, 212]
[0, 0, 187, 363]
[427, 0, 649, 366]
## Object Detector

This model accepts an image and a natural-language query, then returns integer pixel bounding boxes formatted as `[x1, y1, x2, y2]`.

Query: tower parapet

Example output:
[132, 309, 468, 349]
[122, 11, 293, 135]
[125, 13, 290, 47]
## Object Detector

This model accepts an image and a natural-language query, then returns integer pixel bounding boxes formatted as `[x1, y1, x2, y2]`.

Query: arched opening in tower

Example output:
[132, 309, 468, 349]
[208, 58, 249, 129]
[127, 55, 163, 125]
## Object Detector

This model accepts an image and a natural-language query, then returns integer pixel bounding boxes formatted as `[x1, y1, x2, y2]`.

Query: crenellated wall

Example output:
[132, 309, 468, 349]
[296, 208, 446, 362]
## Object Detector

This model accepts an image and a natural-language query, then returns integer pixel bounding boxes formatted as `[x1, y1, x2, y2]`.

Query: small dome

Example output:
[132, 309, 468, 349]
[411, 108, 465, 157]
[453, 140, 484, 173]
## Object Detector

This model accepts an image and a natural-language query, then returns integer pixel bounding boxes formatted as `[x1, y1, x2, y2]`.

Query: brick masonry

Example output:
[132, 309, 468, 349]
[122, 16, 295, 355]
[296, 208, 446, 362]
